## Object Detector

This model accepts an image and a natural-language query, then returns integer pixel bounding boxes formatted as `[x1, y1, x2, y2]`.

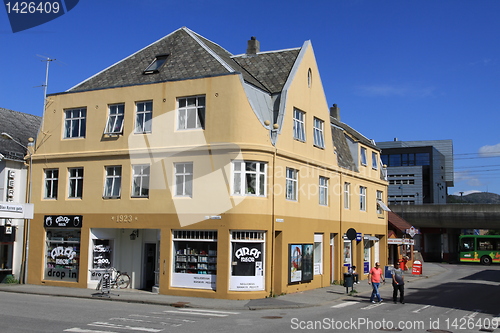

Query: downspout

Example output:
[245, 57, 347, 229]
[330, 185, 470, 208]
[270, 125, 278, 297]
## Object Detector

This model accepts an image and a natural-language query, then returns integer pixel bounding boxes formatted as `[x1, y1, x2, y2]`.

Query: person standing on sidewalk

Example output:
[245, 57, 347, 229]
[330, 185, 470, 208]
[392, 262, 405, 304]
[368, 262, 385, 303]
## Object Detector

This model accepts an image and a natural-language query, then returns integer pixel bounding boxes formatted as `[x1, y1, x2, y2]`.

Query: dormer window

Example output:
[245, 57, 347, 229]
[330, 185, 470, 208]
[143, 54, 169, 74]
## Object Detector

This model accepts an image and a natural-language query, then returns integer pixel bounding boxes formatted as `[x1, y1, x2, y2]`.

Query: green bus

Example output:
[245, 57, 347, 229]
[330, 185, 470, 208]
[459, 235, 500, 265]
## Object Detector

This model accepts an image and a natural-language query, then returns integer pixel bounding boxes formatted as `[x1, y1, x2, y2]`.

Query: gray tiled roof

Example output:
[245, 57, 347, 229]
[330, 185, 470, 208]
[67, 27, 299, 94]
[0, 107, 41, 161]
[331, 125, 356, 171]
[331, 117, 379, 150]
[233, 49, 300, 94]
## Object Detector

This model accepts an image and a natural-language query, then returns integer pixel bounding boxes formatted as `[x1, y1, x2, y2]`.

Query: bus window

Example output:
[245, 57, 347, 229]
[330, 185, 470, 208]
[460, 237, 474, 252]
[479, 238, 497, 251]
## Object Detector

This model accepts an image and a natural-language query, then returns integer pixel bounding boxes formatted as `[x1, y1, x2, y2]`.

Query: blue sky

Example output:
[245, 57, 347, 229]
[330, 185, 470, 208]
[1, 0, 500, 195]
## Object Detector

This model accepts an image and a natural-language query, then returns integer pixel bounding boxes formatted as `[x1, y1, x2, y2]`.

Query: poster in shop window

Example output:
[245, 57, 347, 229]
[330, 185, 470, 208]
[289, 244, 313, 284]
[229, 242, 265, 291]
[302, 244, 313, 282]
[232, 242, 262, 276]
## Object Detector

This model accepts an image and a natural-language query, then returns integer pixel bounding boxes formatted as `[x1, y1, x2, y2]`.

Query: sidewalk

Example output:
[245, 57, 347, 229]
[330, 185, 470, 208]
[0, 263, 447, 311]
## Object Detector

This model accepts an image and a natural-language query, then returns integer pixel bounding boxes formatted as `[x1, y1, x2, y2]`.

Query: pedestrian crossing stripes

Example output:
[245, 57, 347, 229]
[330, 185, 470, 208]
[360, 302, 387, 310]
[331, 301, 360, 308]
[412, 305, 431, 313]
[64, 308, 240, 332]
[163, 308, 240, 317]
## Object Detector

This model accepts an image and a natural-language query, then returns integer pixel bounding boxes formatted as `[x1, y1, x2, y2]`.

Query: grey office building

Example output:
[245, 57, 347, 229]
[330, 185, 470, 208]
[378, 139, 454, 205]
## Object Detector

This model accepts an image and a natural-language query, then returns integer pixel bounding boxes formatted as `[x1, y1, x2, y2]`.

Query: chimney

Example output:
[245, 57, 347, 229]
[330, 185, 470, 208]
[246, 36, 260, 56]
[330, 104, 340, 121]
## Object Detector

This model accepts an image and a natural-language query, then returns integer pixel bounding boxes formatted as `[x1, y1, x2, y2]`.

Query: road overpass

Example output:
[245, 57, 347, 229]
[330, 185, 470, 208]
[390, 204, 500, 229]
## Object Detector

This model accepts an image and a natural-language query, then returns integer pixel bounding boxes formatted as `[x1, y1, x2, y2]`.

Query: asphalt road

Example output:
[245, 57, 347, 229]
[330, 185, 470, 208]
[0, 263, 498, 333]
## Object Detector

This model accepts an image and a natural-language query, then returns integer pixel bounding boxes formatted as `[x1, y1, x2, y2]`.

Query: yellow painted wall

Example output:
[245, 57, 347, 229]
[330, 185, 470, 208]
[28, 43, 388, 299]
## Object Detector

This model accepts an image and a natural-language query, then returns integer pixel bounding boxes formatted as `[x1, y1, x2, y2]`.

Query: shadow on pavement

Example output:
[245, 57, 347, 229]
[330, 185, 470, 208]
[404, 270, 499, 315]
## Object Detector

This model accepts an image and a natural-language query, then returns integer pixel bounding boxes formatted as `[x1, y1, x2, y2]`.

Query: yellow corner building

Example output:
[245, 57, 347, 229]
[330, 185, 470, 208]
[27, 27, 388, 299]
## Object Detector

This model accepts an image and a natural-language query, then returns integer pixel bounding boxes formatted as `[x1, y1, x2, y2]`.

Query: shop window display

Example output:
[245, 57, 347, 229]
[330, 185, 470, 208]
[45, 229, 80, 282]
[172, 231, 217, 290]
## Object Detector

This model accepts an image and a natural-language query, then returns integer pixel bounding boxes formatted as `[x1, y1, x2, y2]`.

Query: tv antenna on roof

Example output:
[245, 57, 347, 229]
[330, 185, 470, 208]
[36, 55, 57, 116]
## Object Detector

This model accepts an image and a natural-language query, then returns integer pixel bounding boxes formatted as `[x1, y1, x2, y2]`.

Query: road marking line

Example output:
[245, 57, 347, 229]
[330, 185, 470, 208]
[172, 308, 240, 315]
[162, 310, 228, 317]
[331, 301, 360, 308]
[463, 311, 480, 320]
[361, 303, 386, 310]
[65, 329, 114, 333]
[412, 305, 431, 313]
[89, 322, 163, 332]
[140, 314, 196, 323]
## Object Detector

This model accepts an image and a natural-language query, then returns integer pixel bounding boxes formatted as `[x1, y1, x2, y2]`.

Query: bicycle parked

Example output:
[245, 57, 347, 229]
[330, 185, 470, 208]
[96, 267, 131, 290]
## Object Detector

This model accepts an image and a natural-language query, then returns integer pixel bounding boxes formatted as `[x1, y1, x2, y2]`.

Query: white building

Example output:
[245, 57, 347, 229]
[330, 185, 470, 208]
[0, 107, 40, 282]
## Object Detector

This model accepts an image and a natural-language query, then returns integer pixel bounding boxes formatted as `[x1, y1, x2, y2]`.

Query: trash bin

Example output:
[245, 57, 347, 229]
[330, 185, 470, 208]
[343, 273, 353, 288]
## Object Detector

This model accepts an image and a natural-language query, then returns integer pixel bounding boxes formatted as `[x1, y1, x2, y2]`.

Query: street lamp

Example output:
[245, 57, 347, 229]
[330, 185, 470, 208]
[1, 132, 33, 284]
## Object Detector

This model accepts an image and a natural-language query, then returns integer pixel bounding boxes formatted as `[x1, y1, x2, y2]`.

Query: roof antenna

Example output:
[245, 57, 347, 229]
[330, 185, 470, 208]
[37, 55, 56, 115]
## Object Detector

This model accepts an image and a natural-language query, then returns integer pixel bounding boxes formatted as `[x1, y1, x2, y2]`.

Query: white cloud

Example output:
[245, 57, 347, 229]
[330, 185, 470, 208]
[478, 143, 500, 157]
[452, 190, 481, 196]
[454, 170, 484, 187]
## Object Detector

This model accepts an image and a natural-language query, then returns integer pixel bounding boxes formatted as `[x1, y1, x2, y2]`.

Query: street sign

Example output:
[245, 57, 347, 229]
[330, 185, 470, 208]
[346, 228, 357, 241]
[406, 226, 419, 238]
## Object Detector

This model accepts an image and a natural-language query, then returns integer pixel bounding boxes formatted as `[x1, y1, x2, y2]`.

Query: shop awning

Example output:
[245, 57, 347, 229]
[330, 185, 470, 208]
[363, 235, 379, 241]
[388, 211, 412, 233]
[377, 200, 391, 212]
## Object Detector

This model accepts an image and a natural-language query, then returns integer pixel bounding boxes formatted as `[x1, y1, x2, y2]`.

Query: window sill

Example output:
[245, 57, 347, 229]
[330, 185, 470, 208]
[232, 194, 267, 198]
[104, 133, 122, 137]
[176, 128, 205, 132]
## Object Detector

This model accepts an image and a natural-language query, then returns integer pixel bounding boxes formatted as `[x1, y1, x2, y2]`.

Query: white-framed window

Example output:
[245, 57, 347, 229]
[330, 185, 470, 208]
[175, 162, 193, 197]
[360, 186, 367, 211]
[286, 167, 298, 201]
[232, 161, 267, 196]
[344, 182, 350, 209]
[319, 176, 328, 206]
[313, 117, 325, 148]
[132, 164, 150, 198]
[293, 108, 306, 142]
[64, 108, 86, 138]
[376, 190, 383, 214]
[44, 169, 58, 199]
[105, 103, 125, 134]
[103, 166, 122, 198]
[135, 101, 152, 133]
[68, 167, 84, 198]
[372, 152, 378, 169]
[177, 96, 205, 130]
[361, 147, 367, 166]
[314, 234, 323, 275]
